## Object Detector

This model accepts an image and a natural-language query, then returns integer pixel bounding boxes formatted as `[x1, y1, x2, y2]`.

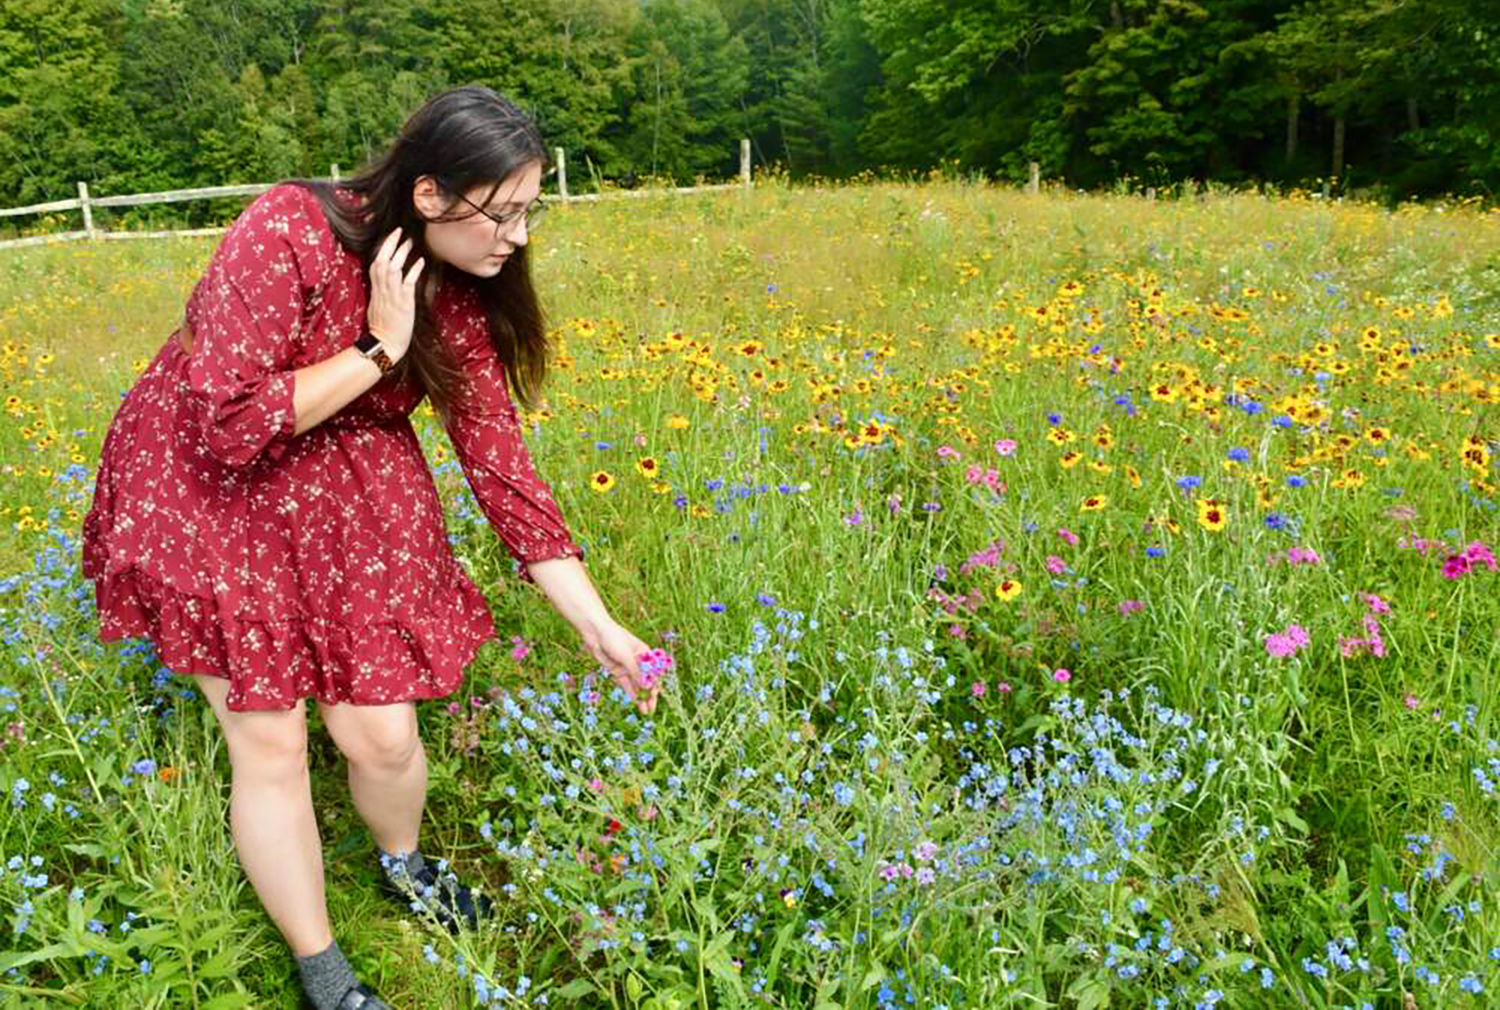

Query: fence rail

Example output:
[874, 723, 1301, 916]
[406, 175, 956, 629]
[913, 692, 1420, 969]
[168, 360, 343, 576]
[0, 141, 755, 252]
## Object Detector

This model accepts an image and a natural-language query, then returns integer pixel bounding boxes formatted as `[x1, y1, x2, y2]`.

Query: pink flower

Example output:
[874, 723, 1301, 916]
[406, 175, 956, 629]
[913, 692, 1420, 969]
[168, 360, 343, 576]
[959, 541, 1006, 574]
[994, 439, 1017, 456]
[588, 777, 605, 792]
[947, 623, 967, 639]
[636, 648, 676, 689]
[965, 466, 1004, 490]
[1361, 593, 1391, 614]
[1462, 540, 1496, 570]
[997, 681, 1013, 693]
[1118, 599, 1146, 616]
[936, 445, 961, 461]
[1045, 555, 1069, 575]
[1285, 546, 1322, 565]
[509, 636, 531, 662]
[1399, 536, 1447, 554]
[971, 681, 986, 698]
[1052, 668, 1072, 683]
[1057, 528, 1079, 547]
[1265, 634, 1296, 658]
[1442, 554, 1471, 579]
[1403, 693, 1421, 710]
[1265, 623, 1310, 657]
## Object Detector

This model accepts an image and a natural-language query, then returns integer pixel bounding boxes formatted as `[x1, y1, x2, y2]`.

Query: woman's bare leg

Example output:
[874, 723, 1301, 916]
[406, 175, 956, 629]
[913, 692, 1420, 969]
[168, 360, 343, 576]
[192, 674, 333, 957]
[317, 699, 426, 856]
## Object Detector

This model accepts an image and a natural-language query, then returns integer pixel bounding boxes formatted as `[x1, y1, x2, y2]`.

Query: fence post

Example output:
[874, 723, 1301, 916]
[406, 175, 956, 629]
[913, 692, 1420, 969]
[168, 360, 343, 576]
[1027, 162, 1040, 195]
[554, 147, 568, 200]
[740, 139, 751, 189]
[330, 164, 341, 181]
[78, 182, 96, 239]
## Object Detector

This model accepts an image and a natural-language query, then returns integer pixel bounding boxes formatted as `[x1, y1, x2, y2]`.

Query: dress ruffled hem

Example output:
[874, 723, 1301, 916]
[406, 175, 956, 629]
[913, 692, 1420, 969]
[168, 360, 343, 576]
[91, 565, 498, 712]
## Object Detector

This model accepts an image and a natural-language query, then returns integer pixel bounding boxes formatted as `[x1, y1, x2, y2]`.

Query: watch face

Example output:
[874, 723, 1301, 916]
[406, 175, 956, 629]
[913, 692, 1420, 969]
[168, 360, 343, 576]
[355, 332, 380, 354]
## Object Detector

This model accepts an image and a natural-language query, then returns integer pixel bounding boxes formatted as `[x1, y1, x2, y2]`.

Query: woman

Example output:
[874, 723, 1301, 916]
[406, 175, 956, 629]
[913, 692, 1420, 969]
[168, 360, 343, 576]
[81, 86, 659, 1010]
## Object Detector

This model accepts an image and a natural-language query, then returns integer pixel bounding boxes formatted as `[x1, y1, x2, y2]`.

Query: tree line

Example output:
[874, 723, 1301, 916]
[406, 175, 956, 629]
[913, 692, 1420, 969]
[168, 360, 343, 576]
[2, 0, 1496, 218]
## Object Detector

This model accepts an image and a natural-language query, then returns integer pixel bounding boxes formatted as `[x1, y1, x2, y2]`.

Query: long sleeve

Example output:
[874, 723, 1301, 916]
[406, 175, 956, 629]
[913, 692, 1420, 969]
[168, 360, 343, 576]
[441, 300, 583, 571]
[182, 184, 334, 469]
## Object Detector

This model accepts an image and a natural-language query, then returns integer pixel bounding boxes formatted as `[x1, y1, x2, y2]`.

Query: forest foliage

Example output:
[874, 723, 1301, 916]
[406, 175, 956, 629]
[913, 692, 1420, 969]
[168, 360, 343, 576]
[1, 0, 1497, 209]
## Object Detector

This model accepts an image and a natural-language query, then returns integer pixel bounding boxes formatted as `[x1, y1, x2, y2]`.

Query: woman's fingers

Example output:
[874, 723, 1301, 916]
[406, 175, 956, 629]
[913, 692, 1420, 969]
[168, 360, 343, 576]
[403, 256, 425, 286]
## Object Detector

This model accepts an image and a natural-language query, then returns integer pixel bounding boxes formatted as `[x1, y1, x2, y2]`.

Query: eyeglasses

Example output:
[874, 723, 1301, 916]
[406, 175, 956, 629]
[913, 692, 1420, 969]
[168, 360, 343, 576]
[450, 190, 547, 236]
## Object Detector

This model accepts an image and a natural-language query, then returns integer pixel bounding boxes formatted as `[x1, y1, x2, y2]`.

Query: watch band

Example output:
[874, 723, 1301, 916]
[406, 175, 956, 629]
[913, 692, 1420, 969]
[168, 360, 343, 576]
[354, 331, 397, 376]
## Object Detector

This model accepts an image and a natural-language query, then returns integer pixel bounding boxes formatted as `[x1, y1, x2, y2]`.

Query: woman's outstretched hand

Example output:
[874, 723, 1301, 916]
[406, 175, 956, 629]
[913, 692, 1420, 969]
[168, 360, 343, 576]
[585, 621, 660, 715]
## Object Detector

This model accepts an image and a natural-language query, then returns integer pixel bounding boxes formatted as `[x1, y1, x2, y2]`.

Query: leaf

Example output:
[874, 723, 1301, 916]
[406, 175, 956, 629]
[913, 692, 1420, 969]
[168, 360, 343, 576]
[764, 918, 797, 984]
[553, 978, 596, 999]
[203, 992, 257, 1010]
[1064, 974, 1112, 1010]
[0, 942, 74, 972]
[700, 931, 744, 1000]
[199, 947, 240, 980]
[1275, 806, 1309, 835]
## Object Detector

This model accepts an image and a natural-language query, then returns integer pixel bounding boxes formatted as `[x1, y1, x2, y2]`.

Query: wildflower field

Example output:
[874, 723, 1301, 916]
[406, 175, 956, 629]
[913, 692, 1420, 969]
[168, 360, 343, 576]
[0, 176, 1497, 1008]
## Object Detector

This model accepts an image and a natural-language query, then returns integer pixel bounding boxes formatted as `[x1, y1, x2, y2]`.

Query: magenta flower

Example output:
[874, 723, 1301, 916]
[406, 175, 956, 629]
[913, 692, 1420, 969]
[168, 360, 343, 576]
[1057, 528, 1079, 547]
[994, 438, 1017, 456]
[636, 648, 676, 689]
[1361, 593, 1391, 614]
[970, 681, 986, 698]
[509, 635, 531, 662]
[1265, 623, 1310, 657]
[1052, 668, 1072, 683]
[1045, 555, 1069, 575]
[997, 681, 1013, 694]
[1462, 540, 1496, 570]
[936, 445, 961, 461]
[1285, 546, 1322, 565]
[1442, 554, 1470, 579]
[1118, 599, 1146, 616]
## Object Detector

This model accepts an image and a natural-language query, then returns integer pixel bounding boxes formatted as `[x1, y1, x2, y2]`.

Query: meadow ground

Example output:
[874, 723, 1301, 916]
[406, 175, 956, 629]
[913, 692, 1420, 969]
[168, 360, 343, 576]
[0, 175, 1497, 1008]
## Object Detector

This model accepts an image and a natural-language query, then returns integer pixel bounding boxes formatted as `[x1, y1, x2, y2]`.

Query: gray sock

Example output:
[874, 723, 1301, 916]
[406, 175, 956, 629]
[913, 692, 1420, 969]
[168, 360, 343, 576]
[296, 938, 385, 1010]
[379, 848, 428, 884]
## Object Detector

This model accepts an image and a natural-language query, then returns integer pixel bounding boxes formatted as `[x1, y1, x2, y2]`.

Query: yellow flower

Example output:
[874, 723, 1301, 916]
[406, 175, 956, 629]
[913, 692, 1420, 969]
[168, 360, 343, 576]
[994, 579, 1023, 602]
[666, 415, 690, 430]
[1150, 383, 1178, 404]
[1080, 494, 1107, 511]
[589, 471, 616, 493]
[1059, 451, 1083, 469]
[635, 457, 660, 479]
[1195, 499, 1227, 532]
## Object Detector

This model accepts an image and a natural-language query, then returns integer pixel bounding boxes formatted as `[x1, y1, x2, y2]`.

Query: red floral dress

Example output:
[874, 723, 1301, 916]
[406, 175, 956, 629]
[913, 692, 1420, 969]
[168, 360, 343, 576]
[81, 183, 582, 712]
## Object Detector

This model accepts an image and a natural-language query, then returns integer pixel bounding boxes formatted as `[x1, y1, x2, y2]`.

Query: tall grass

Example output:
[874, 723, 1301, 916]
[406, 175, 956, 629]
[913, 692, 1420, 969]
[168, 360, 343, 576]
[1, 175, 1496, 1007]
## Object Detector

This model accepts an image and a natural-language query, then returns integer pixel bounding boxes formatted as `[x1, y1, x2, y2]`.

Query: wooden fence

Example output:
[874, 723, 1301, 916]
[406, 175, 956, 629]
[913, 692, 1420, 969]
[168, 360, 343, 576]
[0, 140, 755, 252]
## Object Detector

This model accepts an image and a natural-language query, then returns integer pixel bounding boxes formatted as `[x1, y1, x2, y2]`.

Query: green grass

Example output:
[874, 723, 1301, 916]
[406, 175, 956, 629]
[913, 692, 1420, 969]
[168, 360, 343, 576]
[1, 175, 1497, 1007]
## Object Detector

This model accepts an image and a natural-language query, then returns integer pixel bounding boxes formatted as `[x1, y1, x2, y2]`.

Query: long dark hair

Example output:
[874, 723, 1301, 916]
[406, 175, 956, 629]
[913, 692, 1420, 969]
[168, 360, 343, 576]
[291, 85, 553, 423]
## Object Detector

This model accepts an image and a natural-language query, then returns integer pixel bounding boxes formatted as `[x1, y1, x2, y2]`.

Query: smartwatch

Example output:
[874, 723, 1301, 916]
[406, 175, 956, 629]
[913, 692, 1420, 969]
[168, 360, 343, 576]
[354, 331, 397, 376]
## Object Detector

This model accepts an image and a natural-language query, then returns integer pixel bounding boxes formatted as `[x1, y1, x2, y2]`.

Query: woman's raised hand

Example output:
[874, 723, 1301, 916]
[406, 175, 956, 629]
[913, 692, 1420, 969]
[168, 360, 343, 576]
[365, 227, 424, 361]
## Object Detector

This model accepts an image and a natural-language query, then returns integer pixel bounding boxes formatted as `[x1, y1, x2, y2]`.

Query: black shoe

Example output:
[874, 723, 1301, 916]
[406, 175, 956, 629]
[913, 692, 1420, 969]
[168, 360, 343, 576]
[302, 982, 392, 1010]
[380, 854, 494, 933]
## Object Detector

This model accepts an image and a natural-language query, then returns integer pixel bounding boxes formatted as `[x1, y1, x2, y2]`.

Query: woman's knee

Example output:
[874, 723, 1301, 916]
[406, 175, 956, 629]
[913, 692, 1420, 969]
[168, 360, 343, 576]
[322, 703, 420, 772]
[193, 675, 309, 778]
